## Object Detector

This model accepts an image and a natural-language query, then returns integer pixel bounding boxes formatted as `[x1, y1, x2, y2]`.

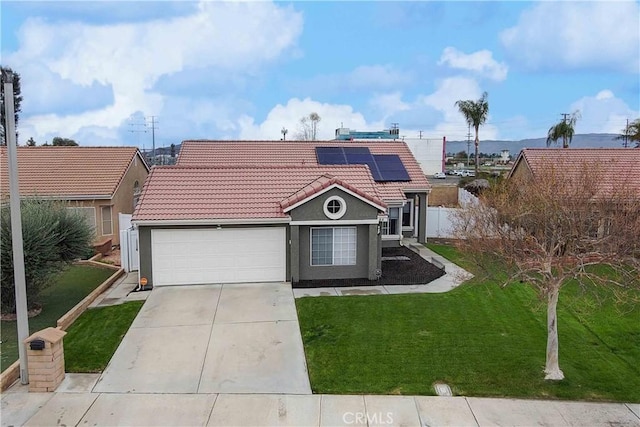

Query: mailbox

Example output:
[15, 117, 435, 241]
[29, 338, 45, 351]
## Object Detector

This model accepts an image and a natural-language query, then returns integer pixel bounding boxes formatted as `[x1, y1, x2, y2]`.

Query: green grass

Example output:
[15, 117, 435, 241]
[296, 245, 640, 402]
[1, 264, 114, 371]
[64, 301, 144, 372]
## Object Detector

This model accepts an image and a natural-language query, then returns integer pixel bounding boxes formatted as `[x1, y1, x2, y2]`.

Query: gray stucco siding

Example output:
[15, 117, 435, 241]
[288, 187, 380, 222]
[297, 224, 372, 281]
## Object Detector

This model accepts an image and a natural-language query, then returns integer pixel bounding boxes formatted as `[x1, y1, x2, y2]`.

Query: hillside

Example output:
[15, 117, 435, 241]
[445, 133, 625, 155]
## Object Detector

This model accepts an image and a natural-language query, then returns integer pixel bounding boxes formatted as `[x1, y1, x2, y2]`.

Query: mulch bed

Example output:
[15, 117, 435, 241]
[293, 246, 445, 288]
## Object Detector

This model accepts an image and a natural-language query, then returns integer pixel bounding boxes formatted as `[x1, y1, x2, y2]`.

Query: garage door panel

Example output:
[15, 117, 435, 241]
[152, 228, 286, 286]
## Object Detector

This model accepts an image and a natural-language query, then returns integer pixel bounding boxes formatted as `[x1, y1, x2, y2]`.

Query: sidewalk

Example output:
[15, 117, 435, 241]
[2, 375, 639, 426]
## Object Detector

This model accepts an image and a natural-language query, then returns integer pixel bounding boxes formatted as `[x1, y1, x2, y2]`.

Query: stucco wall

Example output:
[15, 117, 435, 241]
[288, 187, 380, 221]
[297, 224, 372, 280]
[288, 187, 382, 281]
[109, 154, 149, 245]
[64, 154, 148, 246]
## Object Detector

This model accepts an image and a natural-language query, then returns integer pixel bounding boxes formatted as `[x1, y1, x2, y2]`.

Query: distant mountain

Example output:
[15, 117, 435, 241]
[444, 133, 624, 156]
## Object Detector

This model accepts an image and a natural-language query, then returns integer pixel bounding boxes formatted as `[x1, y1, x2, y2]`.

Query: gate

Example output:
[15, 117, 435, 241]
[120, 227, 139, 272]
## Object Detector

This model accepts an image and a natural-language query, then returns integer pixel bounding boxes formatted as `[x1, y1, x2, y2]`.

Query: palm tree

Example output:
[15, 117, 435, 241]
[615, 118, 640, 148]
[547, 111, 580, 148]
[455, 92, 489, 175]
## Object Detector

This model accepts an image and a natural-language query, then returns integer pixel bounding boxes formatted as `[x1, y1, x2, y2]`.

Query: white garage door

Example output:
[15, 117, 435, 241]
[151, 228, 286, 286]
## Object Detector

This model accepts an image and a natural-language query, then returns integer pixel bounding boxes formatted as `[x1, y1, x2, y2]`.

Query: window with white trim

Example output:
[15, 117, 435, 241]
[311, 227, 356, 266]
[101, 205, 113, 235]
[402, 199, 414, 230]
[323, 195, 347, 220]
[381, 207, 400, 236]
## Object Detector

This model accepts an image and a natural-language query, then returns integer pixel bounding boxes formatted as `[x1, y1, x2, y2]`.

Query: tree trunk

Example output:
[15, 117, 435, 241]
[545, 285, 564, 380]
[474, 130, 479, 175]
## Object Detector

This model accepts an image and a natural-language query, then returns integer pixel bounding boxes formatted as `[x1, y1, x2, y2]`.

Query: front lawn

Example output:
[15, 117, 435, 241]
[1, 264, 114, 371]
[296, 245, 640, 402]
[65, 301, 144, 372]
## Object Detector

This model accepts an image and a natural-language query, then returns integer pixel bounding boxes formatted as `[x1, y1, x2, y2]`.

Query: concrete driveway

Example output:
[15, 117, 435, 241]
[92, 282, 311, 395]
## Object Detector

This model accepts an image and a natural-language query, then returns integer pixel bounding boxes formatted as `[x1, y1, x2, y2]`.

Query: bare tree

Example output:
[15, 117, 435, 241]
[453, 161, 640, 380]
[295, 112, 321, 141]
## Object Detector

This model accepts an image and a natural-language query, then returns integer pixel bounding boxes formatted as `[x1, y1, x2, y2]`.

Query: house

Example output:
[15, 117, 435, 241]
[508, 148, 640, 239]
[0, 146, 150, 246]
[132, 140, 431, 287]
[508, 148, 640, 194]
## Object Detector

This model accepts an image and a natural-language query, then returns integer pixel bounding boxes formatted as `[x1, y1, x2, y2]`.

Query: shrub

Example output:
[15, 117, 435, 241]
[1, 199, 94, 313]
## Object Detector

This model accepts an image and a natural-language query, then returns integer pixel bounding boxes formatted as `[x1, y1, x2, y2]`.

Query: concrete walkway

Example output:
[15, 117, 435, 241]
[88, 271, 150, 308]
[294, 242, 473, 298]
[93, 282, 311, 395]
[3, 376, 639, 426]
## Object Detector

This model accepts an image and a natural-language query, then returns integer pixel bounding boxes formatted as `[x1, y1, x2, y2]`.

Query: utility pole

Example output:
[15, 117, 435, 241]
[149, 116, 158, 166]
[466, 123, 472, 167]
[3, 71, 30, 384]
[129, 115, 158, 165]
[128, 118, 147, 155]
[561, 113, 570, 123]
[623, 118, 629, 148]
[418, 130, 423, 139]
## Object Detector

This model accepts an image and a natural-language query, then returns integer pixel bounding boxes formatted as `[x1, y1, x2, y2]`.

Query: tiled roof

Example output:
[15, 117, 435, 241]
[280, 174, 386, 211]
[511, 148, 640, 196]
[0, 146, 145, 198]
[177, 140, 431, 202]
[133, 165, 384, 221]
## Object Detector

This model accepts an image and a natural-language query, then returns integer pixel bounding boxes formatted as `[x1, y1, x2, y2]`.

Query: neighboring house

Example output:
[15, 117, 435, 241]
[132, 140, 431, 287]
[0, 146, 149, 246]
[508, 148, 640, 192]
[508, 148, 640, 238]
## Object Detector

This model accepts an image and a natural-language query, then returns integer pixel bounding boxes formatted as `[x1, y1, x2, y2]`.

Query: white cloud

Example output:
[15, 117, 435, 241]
[238, 97, 385, 140]
[364, 78, 499, 141]
[500, 1, 640, 72]
[569, 90, 639, 135]
[369, 92, 411, 118]
[8, 1, 303, 144]
[438, 47, 508, 81]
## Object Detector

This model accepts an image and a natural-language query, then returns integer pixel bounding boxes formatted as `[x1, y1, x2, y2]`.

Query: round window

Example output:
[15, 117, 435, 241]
[323, 196, 347, 219]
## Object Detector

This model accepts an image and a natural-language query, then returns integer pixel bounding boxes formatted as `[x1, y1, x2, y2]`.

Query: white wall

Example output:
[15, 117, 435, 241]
[426, 206, 457, 238]
[426, 189, 478, 238]
[404, 138, 444, 175]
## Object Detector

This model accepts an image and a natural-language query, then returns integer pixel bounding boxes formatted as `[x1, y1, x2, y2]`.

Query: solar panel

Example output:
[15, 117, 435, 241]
[374, 154, 410, 181]
[316, 147, 347, 165]
[343, 147, 384, 181]
[316, 146, 408, 182]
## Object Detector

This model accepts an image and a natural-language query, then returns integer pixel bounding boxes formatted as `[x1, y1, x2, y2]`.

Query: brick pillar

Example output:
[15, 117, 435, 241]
[23, 327, 67, 392]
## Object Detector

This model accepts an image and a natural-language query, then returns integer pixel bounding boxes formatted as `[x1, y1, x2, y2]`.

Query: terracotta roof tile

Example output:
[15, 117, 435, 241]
[0, 146, 146, 198]
[512, 148, 640, 197]
[177, 140, 430, 202]
[133, 165, 384, 221]
[279, 174, 387, 210]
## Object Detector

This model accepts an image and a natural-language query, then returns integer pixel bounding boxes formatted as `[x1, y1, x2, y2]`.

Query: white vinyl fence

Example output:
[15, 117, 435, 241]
[118, 213, 139, 272]
[427, 188, 478, 238]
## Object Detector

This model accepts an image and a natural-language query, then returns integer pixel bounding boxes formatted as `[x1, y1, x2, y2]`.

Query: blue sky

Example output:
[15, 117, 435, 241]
[1, 1, 638, 150]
